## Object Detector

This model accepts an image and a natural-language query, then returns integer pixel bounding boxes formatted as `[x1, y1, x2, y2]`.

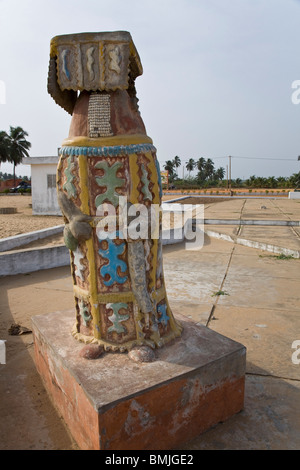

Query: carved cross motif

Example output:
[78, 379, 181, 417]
[107, 302, 129, 334]
[94, 160, 125, 207]
[98, 232, 128, 286]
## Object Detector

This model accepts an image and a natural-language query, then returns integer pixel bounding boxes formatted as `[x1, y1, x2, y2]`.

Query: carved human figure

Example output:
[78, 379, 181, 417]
[48, 31, 182, 357]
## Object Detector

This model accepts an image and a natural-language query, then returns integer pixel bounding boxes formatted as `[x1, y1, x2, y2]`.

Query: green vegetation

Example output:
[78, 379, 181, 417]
[0, 126, 31, 186]
[163, 156, 300, 190]
[211, 290, 230, 297]
[0, 172, 30, 181]
[164, 157, 225, 187]
[259, 253, 296, 260]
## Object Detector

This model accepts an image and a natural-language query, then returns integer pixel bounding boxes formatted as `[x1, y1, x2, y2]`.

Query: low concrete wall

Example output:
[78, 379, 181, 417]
[203, 219, 300, 226]
[0, 225, 64, 252]
[1, 217, 299, 276]
[289, 191, 300, 199]
[0, 245, 69, 276]
[205, 229, 300, 258]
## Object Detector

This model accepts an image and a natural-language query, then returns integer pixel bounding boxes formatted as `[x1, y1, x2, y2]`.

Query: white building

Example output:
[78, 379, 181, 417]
[23, 156, 61, 215]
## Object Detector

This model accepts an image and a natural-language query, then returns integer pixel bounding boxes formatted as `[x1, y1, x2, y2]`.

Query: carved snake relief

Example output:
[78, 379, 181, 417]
[86, 46, 95, 81]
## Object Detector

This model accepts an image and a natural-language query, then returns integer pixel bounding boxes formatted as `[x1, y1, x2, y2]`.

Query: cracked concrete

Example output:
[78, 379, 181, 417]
[0, 196, 299, 449]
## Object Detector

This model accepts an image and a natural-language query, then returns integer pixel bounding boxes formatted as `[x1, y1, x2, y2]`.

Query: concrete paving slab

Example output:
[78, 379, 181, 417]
[208, 305, 300, 380]
[163, 245, 232, 304]
[219, 272, 299, 311]
[273, 199, 300, 217]
[171, 302, 212, 326]
[230, 244, 300, 278]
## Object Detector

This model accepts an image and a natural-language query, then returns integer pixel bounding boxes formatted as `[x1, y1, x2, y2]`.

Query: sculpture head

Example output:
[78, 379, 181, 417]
[47, 31, 143, 115]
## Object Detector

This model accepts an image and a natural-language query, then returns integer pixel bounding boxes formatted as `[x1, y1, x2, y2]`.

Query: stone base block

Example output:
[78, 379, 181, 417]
[32, 310, 246, 450]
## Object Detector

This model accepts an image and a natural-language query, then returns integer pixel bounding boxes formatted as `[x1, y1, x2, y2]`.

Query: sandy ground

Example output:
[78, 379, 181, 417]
[0, 195, 62, 239]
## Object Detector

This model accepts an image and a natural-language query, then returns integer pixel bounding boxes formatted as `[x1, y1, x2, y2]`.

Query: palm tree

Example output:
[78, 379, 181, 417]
[204, 158, 215, 180]
[196, 157, 206, 182]
[266, 176, 278, 189]
[164, 160, 175, 178]
[6, 126, 31, 186]
[0, 131, 10, 168]
[186, 158, 195, 177]
[289, 171, 300, 188]
[215, 167, 225, 181]
[245, 175, 257, 187]
[276, 176, 288, 188]
[172, 156, 181, 176]
[197, 157, 206, 172]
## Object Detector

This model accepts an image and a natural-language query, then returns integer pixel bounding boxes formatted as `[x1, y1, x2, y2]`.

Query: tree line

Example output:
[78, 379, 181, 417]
[0, 126, 31, 185]
[164, 156, 225, 184]
[0, 172, 30, 182]
[163, 156, 300, 189]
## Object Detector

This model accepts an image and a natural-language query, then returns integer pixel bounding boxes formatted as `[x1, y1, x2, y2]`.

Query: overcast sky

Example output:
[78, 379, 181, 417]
[0, 0, 299, 179]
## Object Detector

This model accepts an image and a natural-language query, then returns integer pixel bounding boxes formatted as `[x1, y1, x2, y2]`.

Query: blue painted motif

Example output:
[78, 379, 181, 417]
[157, 303, 169, 326]
[98, 231, 128, 286]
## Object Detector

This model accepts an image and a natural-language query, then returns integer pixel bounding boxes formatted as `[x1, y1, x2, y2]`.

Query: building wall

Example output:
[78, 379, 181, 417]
[0, 178, 23, 190]
[31, 164, 62, 215]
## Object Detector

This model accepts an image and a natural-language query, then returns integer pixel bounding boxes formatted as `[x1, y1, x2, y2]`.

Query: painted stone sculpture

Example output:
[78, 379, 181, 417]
[48, 31, 182, 354]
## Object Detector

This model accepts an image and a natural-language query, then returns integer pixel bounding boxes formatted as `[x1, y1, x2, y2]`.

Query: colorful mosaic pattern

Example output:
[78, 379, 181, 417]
[57, 143, 182, 351]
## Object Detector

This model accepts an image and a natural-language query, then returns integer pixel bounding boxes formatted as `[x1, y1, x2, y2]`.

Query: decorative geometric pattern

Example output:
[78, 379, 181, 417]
[78, 299, 92, 326]
[98, 232, 128, 287]
[107, 302, 129, 334]
[60, 143, 156, 157]
[63, 156, 77, 198]
[155, 158, 163, 199]
[140, 163, 152, 201]
[94, 160, 125, 208]
[73, 246, 85, 281]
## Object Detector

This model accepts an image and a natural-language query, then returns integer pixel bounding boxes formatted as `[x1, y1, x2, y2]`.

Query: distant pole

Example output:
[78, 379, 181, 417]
[182, 165, 184, 180]
[226, 165, 228, 190]
[229, 156, 232, 194]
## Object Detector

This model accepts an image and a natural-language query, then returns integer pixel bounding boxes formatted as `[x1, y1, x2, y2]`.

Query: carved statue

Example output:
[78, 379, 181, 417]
[48, 31, 182, 359]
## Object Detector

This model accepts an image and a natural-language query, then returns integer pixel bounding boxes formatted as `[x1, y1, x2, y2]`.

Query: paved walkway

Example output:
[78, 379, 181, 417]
[202, 197, 300, 255]
[0, 197, 299, 449]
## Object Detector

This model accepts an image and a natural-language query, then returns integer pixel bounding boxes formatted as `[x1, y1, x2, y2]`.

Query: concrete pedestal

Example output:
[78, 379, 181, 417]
[32, 310, 246, 450]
